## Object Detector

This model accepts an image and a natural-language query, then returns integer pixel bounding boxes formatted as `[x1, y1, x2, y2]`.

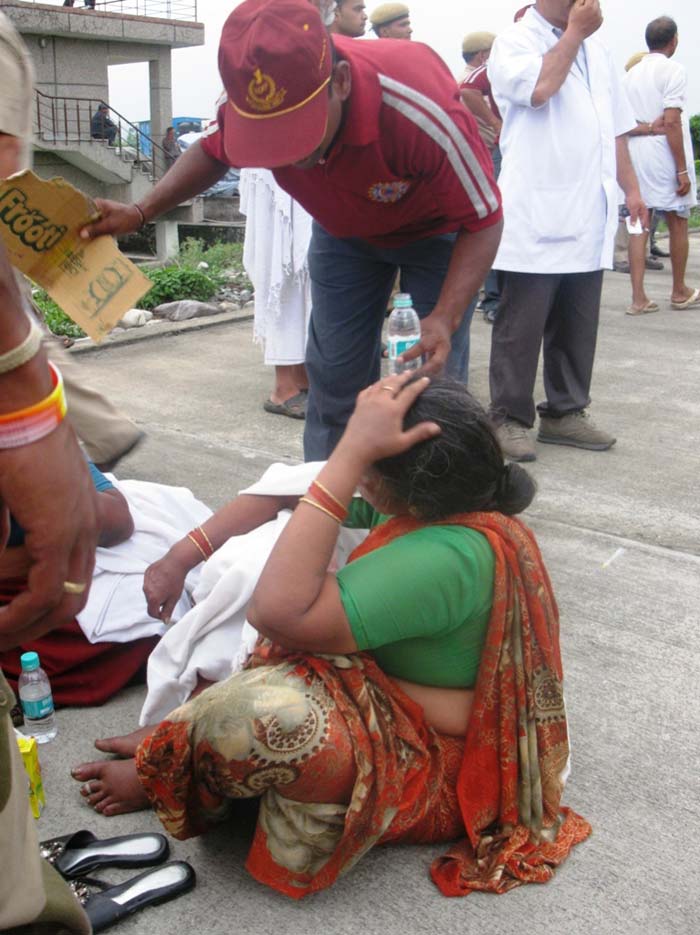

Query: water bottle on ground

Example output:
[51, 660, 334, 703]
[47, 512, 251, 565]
[387, 293, 421, 375]
[18, 651, 57, 743]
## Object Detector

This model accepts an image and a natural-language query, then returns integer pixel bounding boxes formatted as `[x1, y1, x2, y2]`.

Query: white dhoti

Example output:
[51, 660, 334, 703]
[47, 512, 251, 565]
[240, 168, 313, 366]
[624, 53, 697, 214]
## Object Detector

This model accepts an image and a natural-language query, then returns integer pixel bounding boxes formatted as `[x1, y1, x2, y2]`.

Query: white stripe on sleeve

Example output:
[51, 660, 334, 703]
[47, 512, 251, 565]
[379, 74, 500, 217]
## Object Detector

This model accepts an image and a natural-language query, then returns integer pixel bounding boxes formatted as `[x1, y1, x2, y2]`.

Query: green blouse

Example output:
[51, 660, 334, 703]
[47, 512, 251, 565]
[336, 500, 494, 688]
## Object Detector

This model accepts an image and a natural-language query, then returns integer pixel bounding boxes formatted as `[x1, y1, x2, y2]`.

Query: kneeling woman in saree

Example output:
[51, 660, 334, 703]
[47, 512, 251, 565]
[73, 375, 591, 898]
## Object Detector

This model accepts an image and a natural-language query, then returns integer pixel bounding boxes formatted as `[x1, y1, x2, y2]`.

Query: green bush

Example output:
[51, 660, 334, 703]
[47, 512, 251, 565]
[690, 114, 700, 158]
[32, 289, 86, 338]
[139, 265, 220, 310]
[177, 237, 246, 277]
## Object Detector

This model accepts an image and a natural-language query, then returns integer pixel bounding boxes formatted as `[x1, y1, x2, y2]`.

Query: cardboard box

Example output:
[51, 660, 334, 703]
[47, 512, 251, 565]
[0, 170, 152, 341]
[15, 730, 46, 819]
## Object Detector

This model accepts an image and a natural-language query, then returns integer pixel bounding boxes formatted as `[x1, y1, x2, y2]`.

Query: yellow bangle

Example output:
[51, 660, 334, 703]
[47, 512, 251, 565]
[0, 362, 67, 448]
[299, 496, 342, 525]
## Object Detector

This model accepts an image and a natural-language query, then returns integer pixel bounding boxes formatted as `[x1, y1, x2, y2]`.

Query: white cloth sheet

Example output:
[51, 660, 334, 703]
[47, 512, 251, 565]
[624, 52, 697, 213]
[488, 7, 636, 273]
[76, 478, 212, 645]
[239, 168, 313, 366]
[139, 462, 367, 727]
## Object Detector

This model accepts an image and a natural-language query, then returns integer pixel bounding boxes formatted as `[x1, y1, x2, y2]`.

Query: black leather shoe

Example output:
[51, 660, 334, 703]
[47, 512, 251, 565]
[650, 242, 670, 258]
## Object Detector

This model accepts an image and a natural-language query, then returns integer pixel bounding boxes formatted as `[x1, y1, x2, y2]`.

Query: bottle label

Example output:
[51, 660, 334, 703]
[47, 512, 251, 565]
[388, 336, 419, 359]
[21, 696, 54, 720]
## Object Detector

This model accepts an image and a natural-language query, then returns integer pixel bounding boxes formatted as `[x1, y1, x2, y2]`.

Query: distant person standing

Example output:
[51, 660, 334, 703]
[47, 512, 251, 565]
[91, 103, 117, 145]
[460, 32, 501, 323]
[624, 16, 699, 311]
[487, 0, 645, 461]
[329, 0, 367, 37]
[162, 126, 181, 171]
[369, 3, 412, 39]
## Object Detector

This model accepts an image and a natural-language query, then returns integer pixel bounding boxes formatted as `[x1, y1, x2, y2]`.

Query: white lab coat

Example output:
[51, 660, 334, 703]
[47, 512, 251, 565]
[624, 52, 697, 213]
[488, 7, 636, 274]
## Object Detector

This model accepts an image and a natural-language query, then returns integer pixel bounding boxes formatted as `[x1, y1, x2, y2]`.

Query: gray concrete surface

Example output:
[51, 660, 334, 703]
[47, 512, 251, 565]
[33, 235, 700, 934]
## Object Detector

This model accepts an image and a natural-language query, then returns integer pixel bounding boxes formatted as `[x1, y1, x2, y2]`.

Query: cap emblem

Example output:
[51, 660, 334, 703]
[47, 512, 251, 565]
[246, 68, 287, 113]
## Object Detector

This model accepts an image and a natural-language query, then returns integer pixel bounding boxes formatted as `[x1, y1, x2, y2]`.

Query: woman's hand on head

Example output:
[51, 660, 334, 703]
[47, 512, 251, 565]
[335, 373, 440, 466]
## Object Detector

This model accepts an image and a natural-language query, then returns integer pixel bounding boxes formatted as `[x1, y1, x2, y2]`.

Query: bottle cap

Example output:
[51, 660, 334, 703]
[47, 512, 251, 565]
[20, 651, 40, 671]
[393, 293, 413, 308]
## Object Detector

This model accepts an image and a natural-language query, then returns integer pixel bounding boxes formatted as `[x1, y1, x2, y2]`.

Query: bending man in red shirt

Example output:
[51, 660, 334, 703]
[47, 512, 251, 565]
[81, 0, 502, 459]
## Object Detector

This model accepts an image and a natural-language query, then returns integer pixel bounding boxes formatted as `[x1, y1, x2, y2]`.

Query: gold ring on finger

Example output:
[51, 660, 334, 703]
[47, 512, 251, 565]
[63, 580, 87, 595]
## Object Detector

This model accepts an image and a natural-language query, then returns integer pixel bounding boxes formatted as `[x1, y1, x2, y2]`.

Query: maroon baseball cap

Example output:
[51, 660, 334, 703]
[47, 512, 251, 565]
[218, 0, 333, 168]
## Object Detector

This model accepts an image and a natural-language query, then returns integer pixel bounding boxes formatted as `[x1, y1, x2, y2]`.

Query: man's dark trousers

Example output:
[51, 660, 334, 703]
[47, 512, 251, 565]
[304, 222, 476, 460]
[489, 269, 604, 428]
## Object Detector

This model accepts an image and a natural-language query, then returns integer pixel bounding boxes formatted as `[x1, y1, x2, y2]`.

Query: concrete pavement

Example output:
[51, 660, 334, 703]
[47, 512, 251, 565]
[33, 236, 700, 935]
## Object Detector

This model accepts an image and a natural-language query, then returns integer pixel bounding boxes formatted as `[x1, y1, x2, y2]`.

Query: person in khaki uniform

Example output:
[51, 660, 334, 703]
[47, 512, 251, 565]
[0, 11, 143, 472]
[0, 14, 95, 930]
[369, 3, 412, 39]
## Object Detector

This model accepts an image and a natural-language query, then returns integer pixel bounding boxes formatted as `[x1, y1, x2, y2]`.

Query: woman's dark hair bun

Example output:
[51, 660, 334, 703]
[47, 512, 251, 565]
[495, 462, 537, 516]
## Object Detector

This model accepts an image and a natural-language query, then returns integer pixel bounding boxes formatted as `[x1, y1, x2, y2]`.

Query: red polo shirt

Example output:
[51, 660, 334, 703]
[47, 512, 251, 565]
[460, 64, 501, 122]
[201, 37, 502, 248]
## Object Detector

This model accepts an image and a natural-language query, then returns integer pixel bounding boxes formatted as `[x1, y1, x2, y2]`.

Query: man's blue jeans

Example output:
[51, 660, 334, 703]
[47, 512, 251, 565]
[304, 223, 477, 460]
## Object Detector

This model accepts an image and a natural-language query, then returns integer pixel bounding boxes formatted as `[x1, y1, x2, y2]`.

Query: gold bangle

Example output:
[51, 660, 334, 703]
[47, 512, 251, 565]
[186, 533, 209, 561]
[197, 526, 214, 552]
[311, 480, 347, 513]
[299, 496, 342, 525]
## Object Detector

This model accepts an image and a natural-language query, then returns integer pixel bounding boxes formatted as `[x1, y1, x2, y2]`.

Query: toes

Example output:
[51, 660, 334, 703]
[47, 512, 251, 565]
[72, 761, 104, 782]
[100, 799, 125, 816]
[79, 779, 107, 804]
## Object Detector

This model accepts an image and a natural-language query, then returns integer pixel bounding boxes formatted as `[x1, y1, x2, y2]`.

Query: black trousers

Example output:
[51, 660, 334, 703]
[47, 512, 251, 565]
[489, 269, 604, 428]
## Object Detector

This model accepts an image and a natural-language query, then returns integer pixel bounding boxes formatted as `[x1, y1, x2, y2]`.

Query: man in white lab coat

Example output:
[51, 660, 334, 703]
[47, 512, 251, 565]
[487, 0, 646, 462]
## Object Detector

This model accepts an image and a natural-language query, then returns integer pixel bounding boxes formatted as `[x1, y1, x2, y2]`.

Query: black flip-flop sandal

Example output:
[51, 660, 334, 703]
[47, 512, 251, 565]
[41, 830, 169, 879]
[72, 862, 196, 933]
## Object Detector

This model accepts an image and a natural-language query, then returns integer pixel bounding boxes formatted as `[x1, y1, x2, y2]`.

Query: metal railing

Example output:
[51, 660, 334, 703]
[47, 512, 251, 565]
[34, 88, 171, 179]
[11, 1, 199, 23]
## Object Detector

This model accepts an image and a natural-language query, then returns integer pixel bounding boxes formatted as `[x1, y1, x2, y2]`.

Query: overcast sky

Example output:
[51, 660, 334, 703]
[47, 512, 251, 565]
[109, 0, 699, 123]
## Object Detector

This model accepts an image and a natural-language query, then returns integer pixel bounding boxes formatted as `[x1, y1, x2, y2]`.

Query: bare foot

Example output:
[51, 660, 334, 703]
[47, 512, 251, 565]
[72, 758, 149, 816]
[94, 725, 153, 757]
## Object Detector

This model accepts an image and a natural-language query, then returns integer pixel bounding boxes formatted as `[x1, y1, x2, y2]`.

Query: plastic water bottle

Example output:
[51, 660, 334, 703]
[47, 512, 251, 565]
[387, 293, 421, 375]
[18, 652, 57, 743]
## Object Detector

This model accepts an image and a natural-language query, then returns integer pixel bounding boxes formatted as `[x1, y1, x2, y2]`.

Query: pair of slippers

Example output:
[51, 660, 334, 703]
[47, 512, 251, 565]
[627, 288, 700, 315]
[41, 830, 195, 932]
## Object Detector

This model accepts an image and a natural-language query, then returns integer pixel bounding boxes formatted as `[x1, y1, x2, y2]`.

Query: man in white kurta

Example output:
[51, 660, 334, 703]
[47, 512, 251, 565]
[486, 0, 644, 462]
[624, 16, 699, 311]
